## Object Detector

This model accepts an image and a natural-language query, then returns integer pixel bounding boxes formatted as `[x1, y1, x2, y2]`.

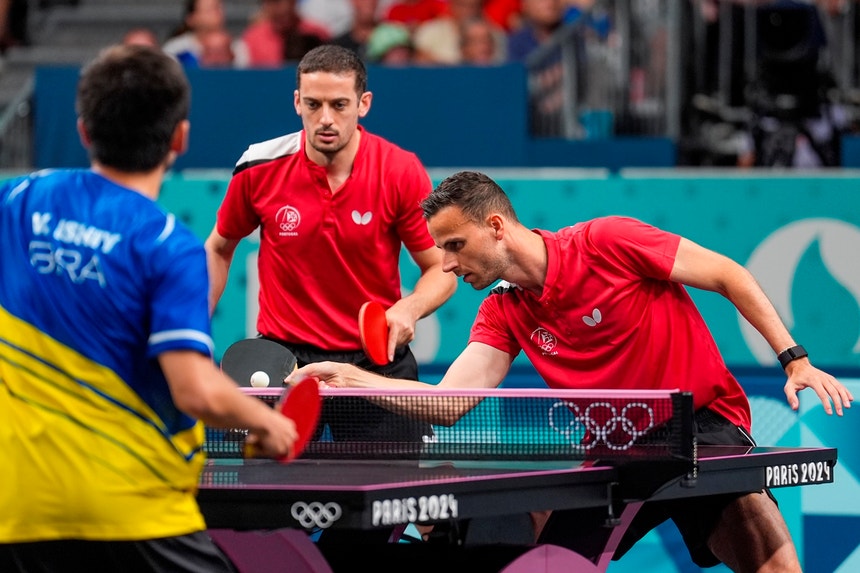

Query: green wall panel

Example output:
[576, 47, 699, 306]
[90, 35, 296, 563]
[150, 171, 860, 368]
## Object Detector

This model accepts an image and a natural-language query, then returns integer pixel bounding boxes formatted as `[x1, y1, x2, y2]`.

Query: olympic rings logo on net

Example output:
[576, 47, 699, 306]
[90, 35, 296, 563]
[291, 501, 343, 529]
[548, 401, 656, 450]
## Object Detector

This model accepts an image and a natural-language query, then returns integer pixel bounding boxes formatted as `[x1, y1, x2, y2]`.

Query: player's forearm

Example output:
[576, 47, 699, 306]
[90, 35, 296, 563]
[185, 376, 262, 428]
[167, 354, 283, 432]
[291, 361, 428, 391]
[673, 241, 797, 356]
[403, 265, 457, 320]
[292, 363, 472, 426]
[203, 238, 234, 314]
[347, 364, 430, 390]
[184, 371, 296, 459]
[723, 268, 796, 355]
[206, 259, 229, 315]
[195, 381, 279, 432]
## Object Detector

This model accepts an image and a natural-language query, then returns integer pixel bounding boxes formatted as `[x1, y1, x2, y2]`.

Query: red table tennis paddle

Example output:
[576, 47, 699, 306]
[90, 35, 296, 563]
[220, 338, 298, 388]
[359, 300, 390, 366]
[244, 377, 321, 462]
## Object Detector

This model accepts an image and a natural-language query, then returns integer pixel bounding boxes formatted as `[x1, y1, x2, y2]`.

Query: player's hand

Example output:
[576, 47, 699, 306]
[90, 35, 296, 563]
[783, 359, 854, 416]
[385, 301, 419, 358]
[245, 412, 298, 459]
[286, 361, 362, 389]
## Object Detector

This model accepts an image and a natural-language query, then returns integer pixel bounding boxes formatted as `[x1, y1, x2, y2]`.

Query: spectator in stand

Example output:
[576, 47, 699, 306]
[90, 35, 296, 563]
[162, 0, 249, 68]
[298, 0, 353, 38]
[459, 15, 506, 65]
[331, 0, 380, 60]
[383, 0, 448, 30]
[507, 0, 566, 136]
[122, 27, 160, 48]
[507, 0, 563, 61]
[198, 27, 236, 67]
[242, 0, 329, 66]
[412, 0, 507, 65]
[484, 0, 521, 31]
[0, 0, 27, 53]
[365, 21, 414, 65]
[562, 0, 611, 39]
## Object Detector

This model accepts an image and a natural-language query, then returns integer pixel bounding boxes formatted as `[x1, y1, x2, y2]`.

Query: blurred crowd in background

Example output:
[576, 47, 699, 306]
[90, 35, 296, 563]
[116, 0, 591, 70]
[1, 0, 860, 169]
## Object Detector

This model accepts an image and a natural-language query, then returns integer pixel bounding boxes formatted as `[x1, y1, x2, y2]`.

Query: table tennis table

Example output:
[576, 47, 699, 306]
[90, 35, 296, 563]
[197, 388, 838, 572]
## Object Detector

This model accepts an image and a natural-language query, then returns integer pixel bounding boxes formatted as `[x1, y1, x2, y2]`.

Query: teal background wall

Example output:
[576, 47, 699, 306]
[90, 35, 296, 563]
[158, 169, 860, 371]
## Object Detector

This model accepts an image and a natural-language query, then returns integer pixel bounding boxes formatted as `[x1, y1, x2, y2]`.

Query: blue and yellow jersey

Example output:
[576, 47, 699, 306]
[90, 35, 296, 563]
[0, 169, 213, 542]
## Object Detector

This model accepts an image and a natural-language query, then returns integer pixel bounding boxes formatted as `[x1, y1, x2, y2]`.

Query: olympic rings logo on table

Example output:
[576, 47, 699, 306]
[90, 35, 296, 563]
[291, 501, 343, 529]
[549, 401, 656, 450]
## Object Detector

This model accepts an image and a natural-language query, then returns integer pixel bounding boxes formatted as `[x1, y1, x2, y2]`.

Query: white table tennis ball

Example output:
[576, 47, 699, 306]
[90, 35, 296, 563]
[250, 371, 270, 388]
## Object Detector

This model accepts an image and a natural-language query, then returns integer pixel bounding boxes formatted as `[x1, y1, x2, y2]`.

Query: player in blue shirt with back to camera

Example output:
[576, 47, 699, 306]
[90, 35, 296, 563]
[0, 44, 298, 572]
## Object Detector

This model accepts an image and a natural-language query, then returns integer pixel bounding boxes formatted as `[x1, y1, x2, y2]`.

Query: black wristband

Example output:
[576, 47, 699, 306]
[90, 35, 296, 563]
[777, 345, 808, 370]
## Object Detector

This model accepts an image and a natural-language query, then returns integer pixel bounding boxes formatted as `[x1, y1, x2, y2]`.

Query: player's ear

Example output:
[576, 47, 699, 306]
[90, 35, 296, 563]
[294, 89, 301, 116]
[76, 118, 91, 148]
[488, 213, 505, 238]
[358, 91, 372, 118]
[171, 119, 190, 156]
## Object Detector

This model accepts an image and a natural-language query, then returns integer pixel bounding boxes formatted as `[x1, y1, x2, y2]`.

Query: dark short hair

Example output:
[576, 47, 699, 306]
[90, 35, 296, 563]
[76, 44, 190, 172]
[296, 44, 368, 96]
[422, 171, 519, 223]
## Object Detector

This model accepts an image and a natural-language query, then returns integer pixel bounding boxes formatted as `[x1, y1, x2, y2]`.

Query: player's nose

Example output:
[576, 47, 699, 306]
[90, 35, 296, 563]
[320, 105, 335, 124]
[442, 253, 459, 274]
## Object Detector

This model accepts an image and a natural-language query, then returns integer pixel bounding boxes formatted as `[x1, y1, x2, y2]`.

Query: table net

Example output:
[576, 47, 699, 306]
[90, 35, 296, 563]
[205, 387, 695, 464]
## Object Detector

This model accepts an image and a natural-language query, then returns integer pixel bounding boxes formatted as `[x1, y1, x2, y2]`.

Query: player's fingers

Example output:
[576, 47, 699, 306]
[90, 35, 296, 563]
[783, 382, 800, 411]
[387, 330, 396, 363]
[285, 418, 299, 443]
[285, 363, 339, 387]
[810, 380, 835, 415]
[834, 379, 855, 405]
[826, 379, 853, 416]
[285, 364, 314, 384]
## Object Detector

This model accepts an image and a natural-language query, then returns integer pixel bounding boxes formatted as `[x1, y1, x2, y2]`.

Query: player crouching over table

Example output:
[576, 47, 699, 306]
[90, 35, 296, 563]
[288, 170, 853, 573]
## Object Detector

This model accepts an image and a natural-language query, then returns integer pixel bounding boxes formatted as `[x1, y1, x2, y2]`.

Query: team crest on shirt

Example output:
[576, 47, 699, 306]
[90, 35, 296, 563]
[530, 327, 558, 356]
[276, 205, 301, 236]
[351, 210, 373, 225]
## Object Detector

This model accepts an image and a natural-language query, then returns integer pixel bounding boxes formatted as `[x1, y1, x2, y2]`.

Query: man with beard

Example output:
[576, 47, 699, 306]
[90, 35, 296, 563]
[205, 44, 455, 454]
[290, 170, 854, 573]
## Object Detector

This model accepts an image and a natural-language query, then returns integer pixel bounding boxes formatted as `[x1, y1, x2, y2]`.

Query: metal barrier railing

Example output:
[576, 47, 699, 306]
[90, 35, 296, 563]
[525, 0, 682, 140]
[0, 75, 35, 170]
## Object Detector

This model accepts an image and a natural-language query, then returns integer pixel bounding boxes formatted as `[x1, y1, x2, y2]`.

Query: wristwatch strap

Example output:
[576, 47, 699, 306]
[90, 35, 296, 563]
[778, 345, 808, 369]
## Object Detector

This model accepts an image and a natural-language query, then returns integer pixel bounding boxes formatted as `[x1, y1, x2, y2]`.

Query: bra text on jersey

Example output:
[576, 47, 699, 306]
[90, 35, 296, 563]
[28, 212, 117, 287]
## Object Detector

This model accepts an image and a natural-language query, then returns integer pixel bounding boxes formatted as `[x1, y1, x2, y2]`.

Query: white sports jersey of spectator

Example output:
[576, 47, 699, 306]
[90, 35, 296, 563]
[297, 0, 353, 37]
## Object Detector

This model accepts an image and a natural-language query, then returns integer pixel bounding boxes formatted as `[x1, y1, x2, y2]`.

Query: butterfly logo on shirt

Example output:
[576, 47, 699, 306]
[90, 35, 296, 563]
[582, 308, 602, 327]
[351, 211, 373, 225]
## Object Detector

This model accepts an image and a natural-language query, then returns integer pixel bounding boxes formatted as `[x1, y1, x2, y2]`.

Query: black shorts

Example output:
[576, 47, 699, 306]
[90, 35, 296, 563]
[538, 408, 777, 568]
[261, 337, 434, 442]
[0, 532, 237, 573]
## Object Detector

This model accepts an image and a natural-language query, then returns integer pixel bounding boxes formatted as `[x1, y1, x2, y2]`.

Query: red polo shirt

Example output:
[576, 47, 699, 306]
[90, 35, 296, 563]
[470, 216, 752, 431]
[216, 127, 434, 350]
